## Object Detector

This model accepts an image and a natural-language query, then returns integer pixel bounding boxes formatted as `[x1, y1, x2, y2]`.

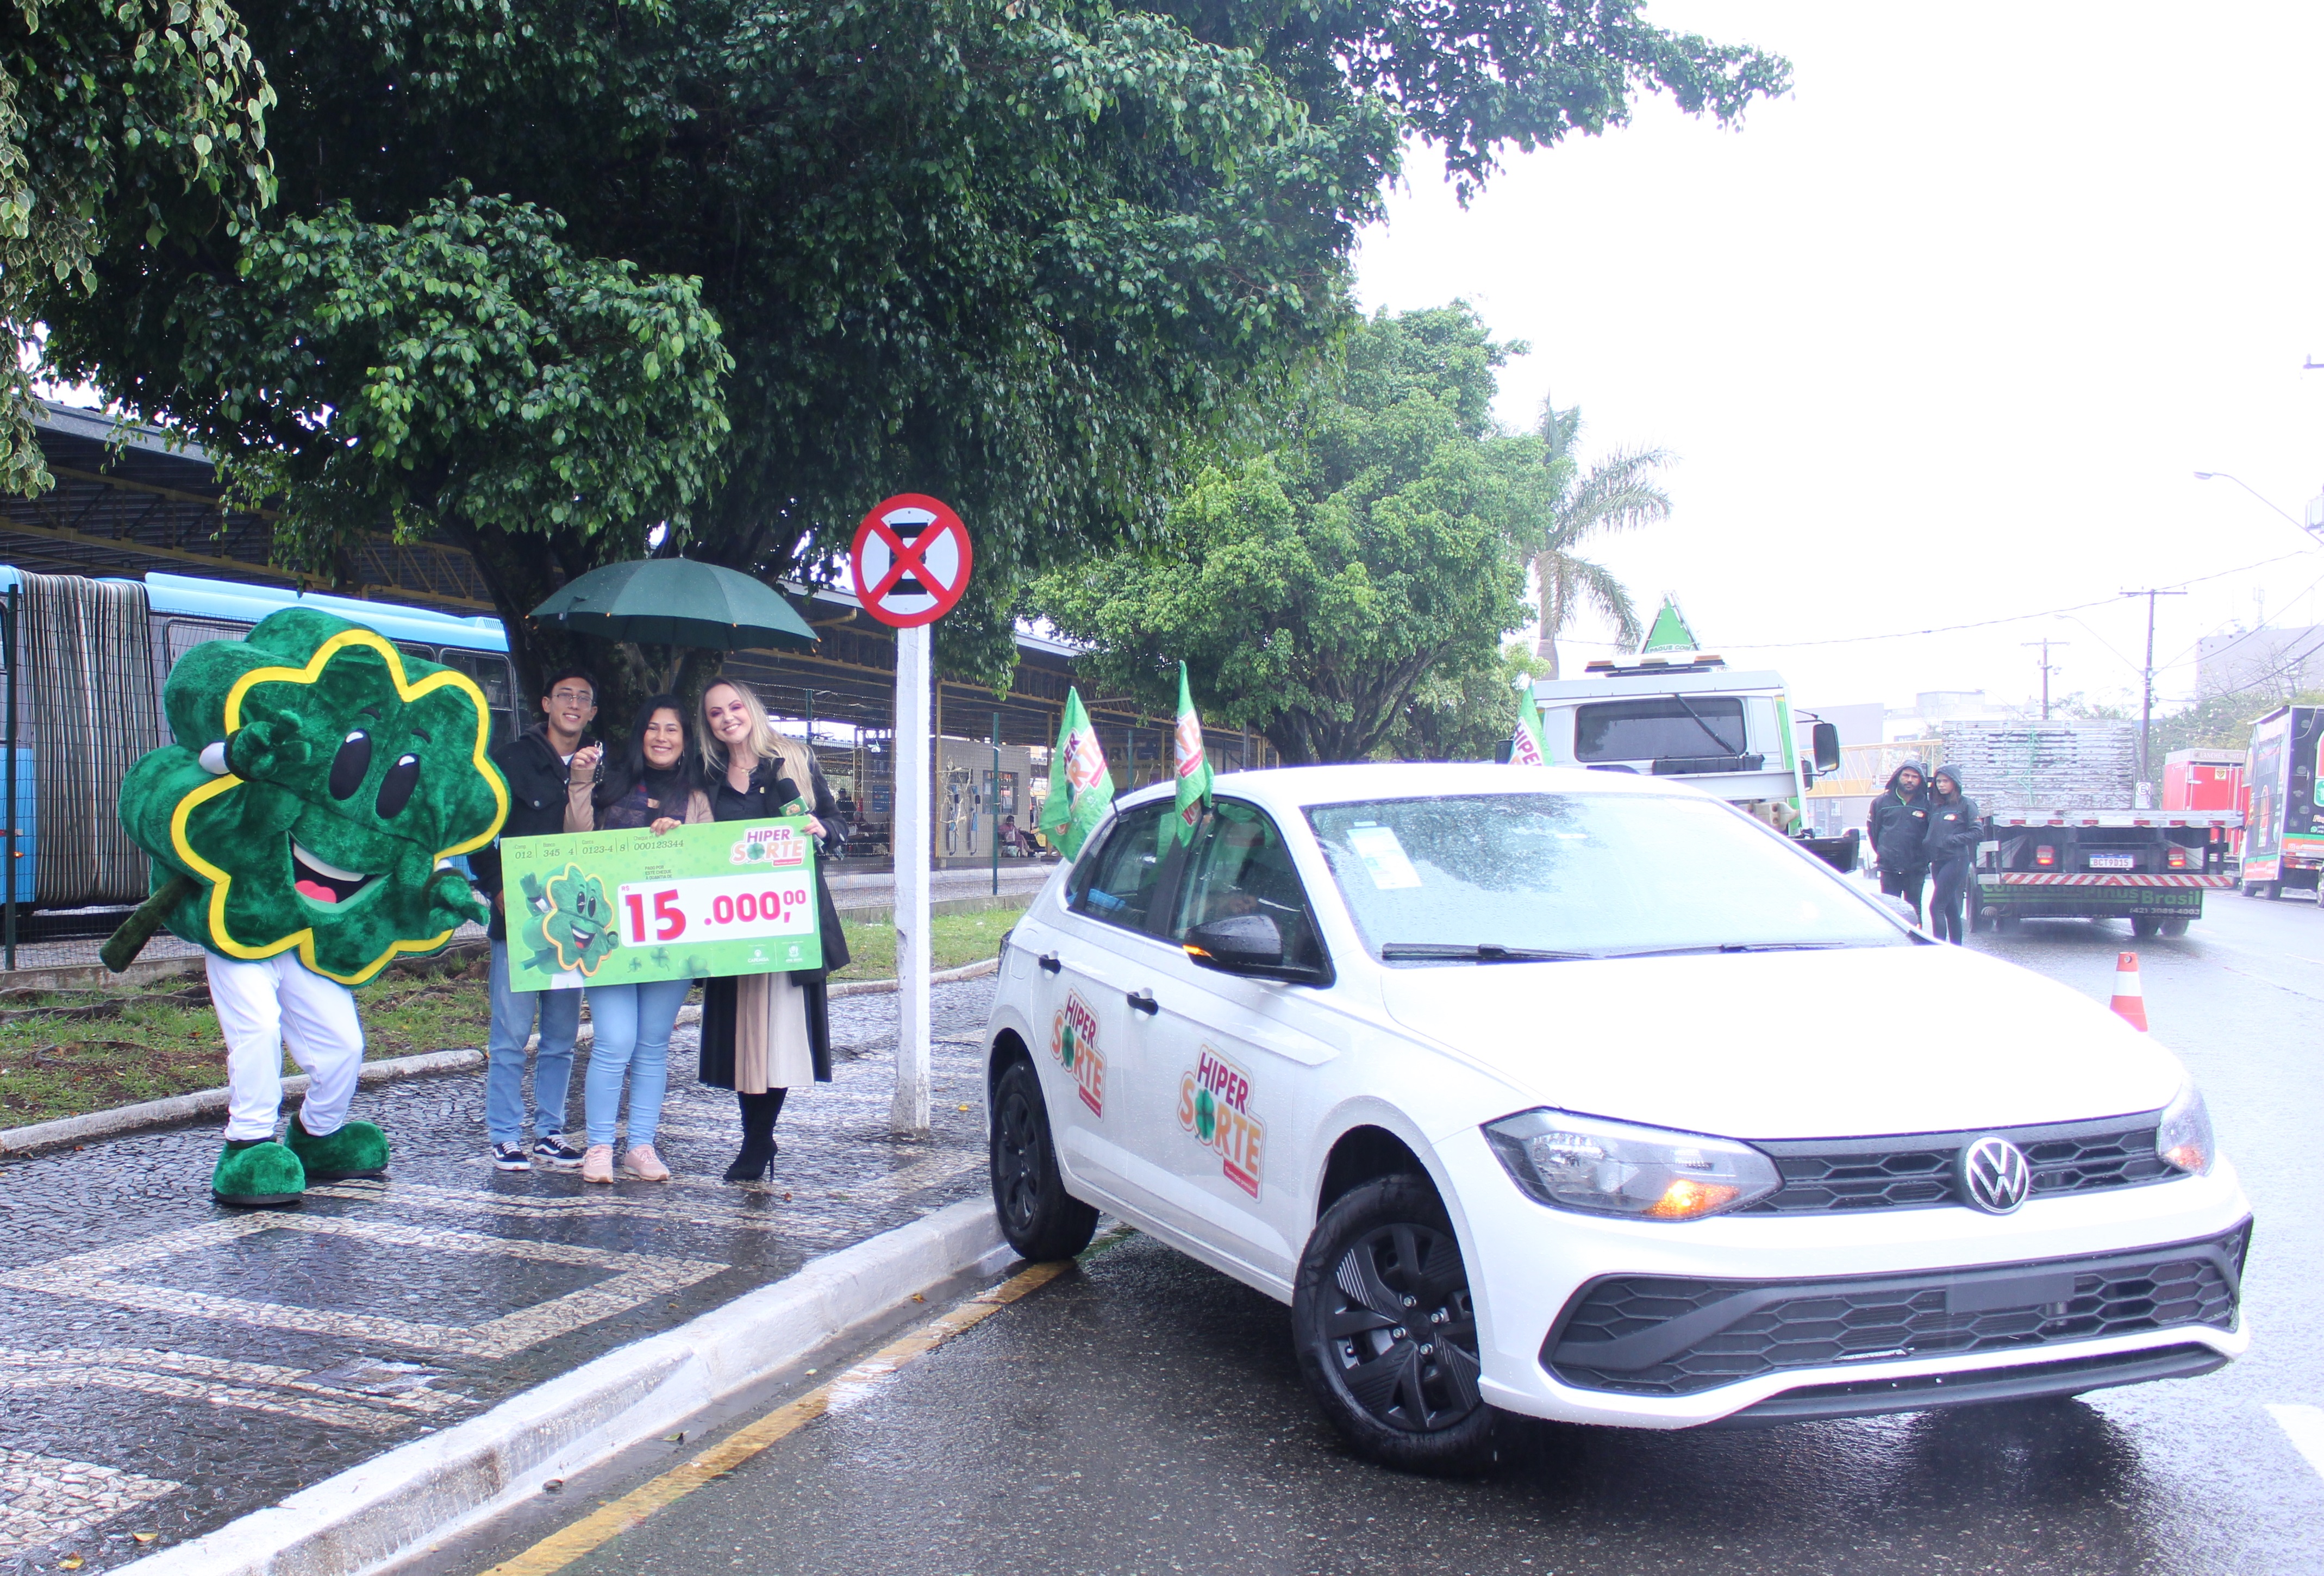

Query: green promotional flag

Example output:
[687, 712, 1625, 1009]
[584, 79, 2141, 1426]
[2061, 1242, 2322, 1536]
[1164, 661, 1215, 848]
[1038, 687, 1115, 860]
[1509, 675, 1547, 766]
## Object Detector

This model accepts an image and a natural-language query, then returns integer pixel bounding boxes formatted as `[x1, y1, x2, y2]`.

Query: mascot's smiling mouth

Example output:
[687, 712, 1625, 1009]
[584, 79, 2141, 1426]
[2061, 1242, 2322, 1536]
[291, 840, 380, 907]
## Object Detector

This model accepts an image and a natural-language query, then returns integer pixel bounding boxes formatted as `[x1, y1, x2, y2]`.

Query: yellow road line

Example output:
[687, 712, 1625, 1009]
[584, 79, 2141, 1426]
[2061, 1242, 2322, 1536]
[482, 1258, 1072, 1576]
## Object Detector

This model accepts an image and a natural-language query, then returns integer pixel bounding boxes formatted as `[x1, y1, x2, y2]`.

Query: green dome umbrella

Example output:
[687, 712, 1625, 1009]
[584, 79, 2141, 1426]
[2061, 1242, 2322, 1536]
[530, 559, 819, 652]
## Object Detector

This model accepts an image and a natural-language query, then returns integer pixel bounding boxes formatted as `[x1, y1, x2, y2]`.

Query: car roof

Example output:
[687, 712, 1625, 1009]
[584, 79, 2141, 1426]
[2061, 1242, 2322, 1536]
[1110, 761, 1704, 819]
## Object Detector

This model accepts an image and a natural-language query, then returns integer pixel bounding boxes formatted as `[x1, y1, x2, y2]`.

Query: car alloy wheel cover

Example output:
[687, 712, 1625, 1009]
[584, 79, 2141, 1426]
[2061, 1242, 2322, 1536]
[1322, 1223, 1483, 1433]
[1959, 1134, 2033, 1214]
[996, 1084, 1046, 1230]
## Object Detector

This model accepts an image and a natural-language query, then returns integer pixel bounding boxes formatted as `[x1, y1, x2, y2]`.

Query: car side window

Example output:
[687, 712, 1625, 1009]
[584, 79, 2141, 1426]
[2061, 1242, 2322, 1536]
[1067, 802, 1176, 934]
[1170, 800, 1326, 971]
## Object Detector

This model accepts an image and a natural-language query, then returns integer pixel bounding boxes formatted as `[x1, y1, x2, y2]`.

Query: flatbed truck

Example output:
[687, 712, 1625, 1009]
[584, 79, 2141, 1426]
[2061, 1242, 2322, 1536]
[1946, 720, 2240, 937]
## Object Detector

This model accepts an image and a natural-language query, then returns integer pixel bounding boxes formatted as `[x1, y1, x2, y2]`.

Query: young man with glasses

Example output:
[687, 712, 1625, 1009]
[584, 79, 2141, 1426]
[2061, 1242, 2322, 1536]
[465, 669, 601, 1170]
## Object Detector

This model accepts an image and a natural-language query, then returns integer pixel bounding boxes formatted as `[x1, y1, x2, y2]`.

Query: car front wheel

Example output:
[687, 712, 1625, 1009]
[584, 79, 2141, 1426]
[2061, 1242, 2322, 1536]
[988, 1056, 1098, 1262]
[1292, 1174, 1496, 1473]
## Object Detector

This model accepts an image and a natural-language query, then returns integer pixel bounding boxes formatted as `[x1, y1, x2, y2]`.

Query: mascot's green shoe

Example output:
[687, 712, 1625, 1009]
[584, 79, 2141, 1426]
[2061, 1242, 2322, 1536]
[212, 1139, 307, 1207]
[287, 1115, 390, 1182]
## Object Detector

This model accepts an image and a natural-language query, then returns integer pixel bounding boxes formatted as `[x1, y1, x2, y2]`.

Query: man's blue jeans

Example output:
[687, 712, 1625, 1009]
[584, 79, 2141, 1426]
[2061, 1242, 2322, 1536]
[486, 939, 582, 1143]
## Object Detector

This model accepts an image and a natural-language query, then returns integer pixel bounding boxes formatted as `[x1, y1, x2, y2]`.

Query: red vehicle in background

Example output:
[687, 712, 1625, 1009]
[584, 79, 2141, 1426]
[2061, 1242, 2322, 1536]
[2165, 749, 2245, 865]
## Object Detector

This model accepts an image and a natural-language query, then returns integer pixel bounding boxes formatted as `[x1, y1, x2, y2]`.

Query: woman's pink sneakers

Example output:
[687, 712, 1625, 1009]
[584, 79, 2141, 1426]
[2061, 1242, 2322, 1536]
[622, 1145, 671, 1181]
[581, 1144, 615, 1184]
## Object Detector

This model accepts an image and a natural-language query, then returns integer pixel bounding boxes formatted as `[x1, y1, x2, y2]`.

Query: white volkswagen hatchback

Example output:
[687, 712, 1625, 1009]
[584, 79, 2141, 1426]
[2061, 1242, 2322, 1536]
[983, 764, 2250, 1471]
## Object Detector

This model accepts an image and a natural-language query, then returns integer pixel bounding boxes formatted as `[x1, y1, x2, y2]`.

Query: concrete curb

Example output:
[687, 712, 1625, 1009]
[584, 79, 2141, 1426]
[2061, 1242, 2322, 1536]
[0, 1049, 483, 1160]
[830, 955, 1000, 998]
[123, 1196, 1011, 1576]
[0, 958, 1003, 1160]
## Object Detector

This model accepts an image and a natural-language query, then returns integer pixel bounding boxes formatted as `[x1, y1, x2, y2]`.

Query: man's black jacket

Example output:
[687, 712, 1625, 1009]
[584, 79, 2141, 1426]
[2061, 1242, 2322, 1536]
[467, 725, 581, 942]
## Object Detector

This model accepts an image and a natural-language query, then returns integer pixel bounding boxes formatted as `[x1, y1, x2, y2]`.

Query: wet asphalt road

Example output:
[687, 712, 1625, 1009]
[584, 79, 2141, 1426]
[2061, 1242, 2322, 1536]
[508, 894, 2324, 1576]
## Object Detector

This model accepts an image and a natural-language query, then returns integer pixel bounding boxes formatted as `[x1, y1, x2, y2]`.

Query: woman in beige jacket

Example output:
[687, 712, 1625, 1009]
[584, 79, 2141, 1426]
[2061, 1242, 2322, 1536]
[563, 695, 711, 1184]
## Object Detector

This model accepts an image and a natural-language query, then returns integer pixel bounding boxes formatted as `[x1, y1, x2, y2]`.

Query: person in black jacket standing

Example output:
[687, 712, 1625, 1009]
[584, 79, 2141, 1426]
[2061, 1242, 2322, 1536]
[1923, 765, 1981, 945]
[694, 677, 851, 1183]
[1869, 759, 1932, 925]
[465, 668, 599, 1171]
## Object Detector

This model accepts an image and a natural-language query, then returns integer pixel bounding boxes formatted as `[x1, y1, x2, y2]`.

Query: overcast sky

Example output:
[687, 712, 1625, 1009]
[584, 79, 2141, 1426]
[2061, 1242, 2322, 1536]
[1354, 1, 2324, 718]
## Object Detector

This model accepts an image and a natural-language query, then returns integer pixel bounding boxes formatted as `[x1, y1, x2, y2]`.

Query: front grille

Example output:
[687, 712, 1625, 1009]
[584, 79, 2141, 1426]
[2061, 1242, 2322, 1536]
[1544, 1223, 2248, 1397]
[1743, 1115, 2172, 1214]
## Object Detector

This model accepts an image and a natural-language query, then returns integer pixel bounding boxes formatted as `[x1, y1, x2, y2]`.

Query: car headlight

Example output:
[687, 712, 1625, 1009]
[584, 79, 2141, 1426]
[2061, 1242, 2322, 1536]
[1483, 1109, 1782, 1221]
[2156, 1080, 2214, 1175]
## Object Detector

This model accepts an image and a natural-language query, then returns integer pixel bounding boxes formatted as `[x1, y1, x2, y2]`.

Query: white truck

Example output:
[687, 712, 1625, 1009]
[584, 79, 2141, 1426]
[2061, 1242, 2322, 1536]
[1528, 653, 1858, 872]
[1944, 720, 2241, 937]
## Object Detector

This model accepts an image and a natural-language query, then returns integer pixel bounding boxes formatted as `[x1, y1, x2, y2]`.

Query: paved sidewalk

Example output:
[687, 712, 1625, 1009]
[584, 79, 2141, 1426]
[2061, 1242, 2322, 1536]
[0, 977, 998, 1573]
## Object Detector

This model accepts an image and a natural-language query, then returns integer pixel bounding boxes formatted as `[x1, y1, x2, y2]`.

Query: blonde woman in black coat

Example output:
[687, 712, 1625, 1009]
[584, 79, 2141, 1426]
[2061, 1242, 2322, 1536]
[696, 677, 852, 1181]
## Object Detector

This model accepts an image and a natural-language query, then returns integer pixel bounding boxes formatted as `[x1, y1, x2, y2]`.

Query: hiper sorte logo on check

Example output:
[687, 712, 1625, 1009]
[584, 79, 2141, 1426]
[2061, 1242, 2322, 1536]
[1178, 1047, 1264, 1197]
[1048, 990, 1106, 1115]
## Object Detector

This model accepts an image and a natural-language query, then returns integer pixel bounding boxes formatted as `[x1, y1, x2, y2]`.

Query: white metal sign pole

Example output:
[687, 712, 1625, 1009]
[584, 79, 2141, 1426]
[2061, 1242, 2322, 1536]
[890, 621, 933, 1137]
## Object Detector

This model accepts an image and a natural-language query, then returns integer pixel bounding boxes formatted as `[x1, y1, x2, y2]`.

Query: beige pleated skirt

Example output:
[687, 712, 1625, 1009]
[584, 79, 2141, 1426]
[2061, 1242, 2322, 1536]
[723, 969, 816, 1094]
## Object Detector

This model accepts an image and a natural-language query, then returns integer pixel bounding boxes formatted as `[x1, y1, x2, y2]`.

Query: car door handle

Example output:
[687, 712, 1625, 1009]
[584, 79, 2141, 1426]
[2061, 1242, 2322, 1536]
[1127, 988, 1159, 1016]
[1038, 952, 1063, 975]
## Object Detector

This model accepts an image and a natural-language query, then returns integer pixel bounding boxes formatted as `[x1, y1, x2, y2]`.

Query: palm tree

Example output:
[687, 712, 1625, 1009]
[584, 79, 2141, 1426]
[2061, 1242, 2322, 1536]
[1531, 402, 1672, 676]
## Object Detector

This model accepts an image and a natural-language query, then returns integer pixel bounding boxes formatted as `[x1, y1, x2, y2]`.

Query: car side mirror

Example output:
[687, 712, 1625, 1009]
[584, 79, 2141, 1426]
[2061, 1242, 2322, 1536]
[1186, 912, 1285, 970]
[1811, 721, 1842, 775]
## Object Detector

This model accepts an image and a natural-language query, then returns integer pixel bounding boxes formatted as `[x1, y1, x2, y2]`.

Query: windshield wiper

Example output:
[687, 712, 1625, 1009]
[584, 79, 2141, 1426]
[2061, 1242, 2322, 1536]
[1665, 691, 1745, 757]
[1601, 942, 1854, 958]
[1380, 942, 1597, 963]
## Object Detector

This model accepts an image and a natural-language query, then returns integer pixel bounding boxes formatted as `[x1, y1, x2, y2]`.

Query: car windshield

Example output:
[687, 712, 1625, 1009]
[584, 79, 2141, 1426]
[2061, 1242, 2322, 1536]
[1305, 791, 1906, 962]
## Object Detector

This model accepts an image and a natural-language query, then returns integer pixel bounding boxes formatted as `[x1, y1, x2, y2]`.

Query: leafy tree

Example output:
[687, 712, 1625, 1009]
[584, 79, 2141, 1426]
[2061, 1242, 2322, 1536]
[31, 0, 1785, 711]
[1529, 401, 1667, 674]
[1036, 305, 1544, 763]
[2, 0, 273, 495]
[1379, 637, 1548, 762]
[2146, 687, 2324, 758]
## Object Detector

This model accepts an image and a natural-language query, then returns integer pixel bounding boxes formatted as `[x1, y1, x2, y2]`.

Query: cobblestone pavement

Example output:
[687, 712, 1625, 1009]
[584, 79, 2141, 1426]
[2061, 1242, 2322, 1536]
[0, 975, 999, 1572]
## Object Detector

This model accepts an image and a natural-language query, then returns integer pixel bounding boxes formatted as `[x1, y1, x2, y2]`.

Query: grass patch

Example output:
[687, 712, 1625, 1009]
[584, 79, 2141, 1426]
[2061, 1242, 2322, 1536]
[0, 945, 493, 1128]
[830, 903, 1027, 982]
[0, 906, 1029, 1127]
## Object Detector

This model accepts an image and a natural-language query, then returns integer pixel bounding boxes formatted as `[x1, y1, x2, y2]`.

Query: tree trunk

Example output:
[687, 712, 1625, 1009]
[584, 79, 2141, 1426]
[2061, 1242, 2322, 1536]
[1532, 552, 1563, 678]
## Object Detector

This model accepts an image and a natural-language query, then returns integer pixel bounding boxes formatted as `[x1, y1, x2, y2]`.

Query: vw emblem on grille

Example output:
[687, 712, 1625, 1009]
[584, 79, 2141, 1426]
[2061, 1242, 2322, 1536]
[1960, 1136, 2032, 1214]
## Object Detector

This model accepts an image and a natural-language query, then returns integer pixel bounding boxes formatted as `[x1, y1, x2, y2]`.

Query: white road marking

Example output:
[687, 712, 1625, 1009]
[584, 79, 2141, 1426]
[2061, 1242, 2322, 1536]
[2265, 1403, 2324, 1482]
[0, 1449, 177, 1557]
[0, 1214, 726, 1360]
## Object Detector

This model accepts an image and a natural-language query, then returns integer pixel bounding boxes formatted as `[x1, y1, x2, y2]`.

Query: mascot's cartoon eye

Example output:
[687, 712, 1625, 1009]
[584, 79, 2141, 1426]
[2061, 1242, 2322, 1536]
[377, 754, 421, 818]
[329, 731, 372, 799]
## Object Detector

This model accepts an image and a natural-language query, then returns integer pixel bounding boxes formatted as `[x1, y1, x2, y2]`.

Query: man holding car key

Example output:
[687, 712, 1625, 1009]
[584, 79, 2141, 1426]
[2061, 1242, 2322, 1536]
[466, 667, 601, 1172]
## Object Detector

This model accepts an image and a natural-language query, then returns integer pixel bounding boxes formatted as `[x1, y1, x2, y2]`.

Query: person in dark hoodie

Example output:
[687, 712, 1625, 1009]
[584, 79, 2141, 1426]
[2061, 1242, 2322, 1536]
[1923, 765, 1981, 944]
[1869, 760, 1932, 924]
[464, 668, 599, 1171]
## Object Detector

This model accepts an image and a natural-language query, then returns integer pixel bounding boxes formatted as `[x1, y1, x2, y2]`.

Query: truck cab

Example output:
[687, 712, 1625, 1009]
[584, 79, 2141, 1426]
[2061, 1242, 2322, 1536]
[1531, 654, 1858, 871]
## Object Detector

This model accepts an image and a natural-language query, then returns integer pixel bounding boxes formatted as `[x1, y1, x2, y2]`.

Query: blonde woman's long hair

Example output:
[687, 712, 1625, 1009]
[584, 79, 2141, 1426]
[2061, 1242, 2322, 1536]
[699, 675, 814, 789]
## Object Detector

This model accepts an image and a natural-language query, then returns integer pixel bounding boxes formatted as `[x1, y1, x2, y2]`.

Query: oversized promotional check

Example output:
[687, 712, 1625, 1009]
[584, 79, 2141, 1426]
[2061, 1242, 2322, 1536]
[496, 817, 822, 991]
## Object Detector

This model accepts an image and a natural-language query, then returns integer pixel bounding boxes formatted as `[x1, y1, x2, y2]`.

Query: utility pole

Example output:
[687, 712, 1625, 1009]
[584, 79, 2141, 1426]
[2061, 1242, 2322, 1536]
[2021, 637, 2068, 720]
[2121, 589, 2188, 791]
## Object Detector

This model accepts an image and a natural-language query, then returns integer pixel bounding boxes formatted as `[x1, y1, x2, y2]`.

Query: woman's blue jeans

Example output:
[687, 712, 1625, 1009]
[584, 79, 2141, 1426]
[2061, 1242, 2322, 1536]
[583, 978, 692, 1149]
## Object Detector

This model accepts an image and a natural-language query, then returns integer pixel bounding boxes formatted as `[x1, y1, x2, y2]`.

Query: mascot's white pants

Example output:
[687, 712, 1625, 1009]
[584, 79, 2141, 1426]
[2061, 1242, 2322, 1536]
[208, 953, 365, 1141]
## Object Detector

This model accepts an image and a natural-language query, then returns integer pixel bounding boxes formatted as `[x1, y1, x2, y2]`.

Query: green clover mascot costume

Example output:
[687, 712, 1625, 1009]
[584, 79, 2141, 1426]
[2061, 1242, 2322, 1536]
[110, 608, 508, 1205]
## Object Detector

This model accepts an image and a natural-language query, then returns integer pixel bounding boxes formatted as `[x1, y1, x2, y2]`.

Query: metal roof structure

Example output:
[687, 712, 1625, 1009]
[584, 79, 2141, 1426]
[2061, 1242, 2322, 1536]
[3, 400, 1259, 773]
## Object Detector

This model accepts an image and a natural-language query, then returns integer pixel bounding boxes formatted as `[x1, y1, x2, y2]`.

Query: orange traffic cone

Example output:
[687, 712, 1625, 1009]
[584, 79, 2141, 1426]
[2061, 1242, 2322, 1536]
[2110, 952, 2148, 1032]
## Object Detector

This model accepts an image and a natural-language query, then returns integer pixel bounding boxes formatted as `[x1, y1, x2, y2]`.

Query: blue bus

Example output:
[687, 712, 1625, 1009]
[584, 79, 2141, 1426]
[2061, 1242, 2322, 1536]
[0, 566, 517, 912]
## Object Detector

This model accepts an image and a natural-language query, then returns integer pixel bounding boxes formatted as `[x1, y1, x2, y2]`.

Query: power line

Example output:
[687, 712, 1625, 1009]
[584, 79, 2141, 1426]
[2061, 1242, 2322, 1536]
[1719, 547, 2313, 651]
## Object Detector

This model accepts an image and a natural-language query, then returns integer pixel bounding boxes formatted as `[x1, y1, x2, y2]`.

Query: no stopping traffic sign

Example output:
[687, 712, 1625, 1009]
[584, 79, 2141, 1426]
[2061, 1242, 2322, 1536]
[851, 495, 972, 628]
